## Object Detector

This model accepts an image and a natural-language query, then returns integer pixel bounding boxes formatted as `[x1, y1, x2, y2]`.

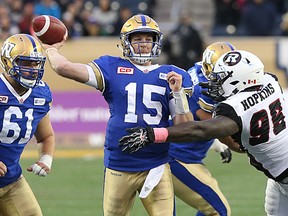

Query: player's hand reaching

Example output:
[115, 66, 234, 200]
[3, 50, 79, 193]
[210, 139, 232, 163]
[119, 127, 155, 153]
[27, 155, 53, 177]
[220, 148, 232, 163]
[41, 30, 67, 52]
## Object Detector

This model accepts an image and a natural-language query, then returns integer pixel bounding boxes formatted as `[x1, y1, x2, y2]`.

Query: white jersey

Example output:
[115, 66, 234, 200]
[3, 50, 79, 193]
[215, 73, 288, 180]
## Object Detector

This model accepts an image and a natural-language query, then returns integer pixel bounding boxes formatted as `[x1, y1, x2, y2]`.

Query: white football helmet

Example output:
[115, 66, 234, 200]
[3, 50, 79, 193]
[119, 14, 163, 64]
[208, 50, 264, 100]
[0, 34, 46, 88]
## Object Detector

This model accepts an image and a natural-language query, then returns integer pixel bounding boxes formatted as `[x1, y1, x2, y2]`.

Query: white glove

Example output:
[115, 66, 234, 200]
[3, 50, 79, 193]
[30, 155, 53, 177]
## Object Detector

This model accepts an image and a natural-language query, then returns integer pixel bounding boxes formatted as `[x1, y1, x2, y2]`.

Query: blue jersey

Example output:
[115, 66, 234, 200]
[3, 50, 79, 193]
[0, 74, 52, 188]
[169, 62, 216, 164]
[92, 55, 193, 172]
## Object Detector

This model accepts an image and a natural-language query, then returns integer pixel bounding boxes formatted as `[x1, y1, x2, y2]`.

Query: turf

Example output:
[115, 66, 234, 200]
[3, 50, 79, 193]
[21, 150, 266, 216]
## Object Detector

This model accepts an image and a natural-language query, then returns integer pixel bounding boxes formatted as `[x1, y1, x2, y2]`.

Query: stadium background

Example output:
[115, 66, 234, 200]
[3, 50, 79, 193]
[1, 0, 288, 215]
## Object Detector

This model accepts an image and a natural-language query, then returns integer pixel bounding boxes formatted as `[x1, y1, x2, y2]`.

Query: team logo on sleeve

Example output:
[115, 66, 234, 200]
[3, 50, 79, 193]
[34, 98, 46, 105]
[117, 67, 134, 74]
[0, 96, 8, 103]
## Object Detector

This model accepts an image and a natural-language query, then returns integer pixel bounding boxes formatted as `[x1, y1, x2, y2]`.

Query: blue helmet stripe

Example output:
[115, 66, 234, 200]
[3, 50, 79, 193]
[26, 34, 38, 52]
[140, 15, 146, 26]
[225, 42, 235, 50]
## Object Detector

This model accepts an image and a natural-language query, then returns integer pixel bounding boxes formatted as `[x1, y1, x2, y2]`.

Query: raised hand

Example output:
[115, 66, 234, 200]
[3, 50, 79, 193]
[119, 127, 155, 153]
[167, 71, 182, 93]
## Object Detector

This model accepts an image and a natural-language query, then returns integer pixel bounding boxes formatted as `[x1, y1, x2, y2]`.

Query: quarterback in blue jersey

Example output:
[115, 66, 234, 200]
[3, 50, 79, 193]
[119, 42, 243, 216]
[0, 34, 55, 215]
[43, 15, 193, 215]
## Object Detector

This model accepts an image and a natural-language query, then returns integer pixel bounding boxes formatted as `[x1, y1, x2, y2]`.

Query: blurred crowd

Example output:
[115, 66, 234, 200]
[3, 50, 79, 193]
[0, 0, 156, 40]
[162, 0, 288, 70]
[212, 0, 288, 36]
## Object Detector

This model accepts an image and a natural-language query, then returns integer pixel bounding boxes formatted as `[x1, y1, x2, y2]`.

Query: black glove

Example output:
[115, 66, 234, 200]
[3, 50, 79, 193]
[119, 127, 155, 153]
[220, 148, 232, 163]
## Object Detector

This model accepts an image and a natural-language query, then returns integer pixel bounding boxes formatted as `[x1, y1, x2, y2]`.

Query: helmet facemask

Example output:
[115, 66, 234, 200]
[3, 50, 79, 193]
[0, 34, 46, 89]
[205, 70, 234, 101]
[119, 15, 163, 65]
[10, 55, 46, 88]
[207, 50, 264, 100]
[121, 31, 162, 64]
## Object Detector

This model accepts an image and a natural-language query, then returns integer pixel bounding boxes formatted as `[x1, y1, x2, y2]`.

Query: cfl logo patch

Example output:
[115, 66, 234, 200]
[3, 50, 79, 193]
[1, 42, 15, 58]
[117, 67, 134, 74]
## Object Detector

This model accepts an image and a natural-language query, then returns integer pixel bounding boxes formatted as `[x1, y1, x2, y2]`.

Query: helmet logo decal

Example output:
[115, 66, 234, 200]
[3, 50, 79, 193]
[1, 42, 15, 58]
[26, 34, 38, 53]
[202, 49, 214, 64]
[140, 15, 147, 26]
[223, 51, 241, 66]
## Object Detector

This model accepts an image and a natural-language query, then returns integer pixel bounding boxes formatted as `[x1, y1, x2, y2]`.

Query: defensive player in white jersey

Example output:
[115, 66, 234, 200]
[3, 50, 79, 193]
[42, 15, 193, 215]
[170, 42, 243, 216]
[119, 50, 288, 216]
[0, 34, 55, 215]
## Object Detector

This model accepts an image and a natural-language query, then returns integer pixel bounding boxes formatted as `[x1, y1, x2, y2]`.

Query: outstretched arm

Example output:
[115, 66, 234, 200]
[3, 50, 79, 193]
[166, 116, 238, 142]
[119, 116, 239, 153]
[41, 39, 89, 84]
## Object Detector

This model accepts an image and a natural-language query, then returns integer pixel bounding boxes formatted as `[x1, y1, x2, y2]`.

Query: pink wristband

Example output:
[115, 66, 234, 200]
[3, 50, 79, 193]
[154, 128, 169, 143]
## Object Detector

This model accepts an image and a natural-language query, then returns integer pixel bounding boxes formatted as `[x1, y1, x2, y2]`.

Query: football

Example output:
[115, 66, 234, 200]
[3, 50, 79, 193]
[32, 15, 67, 45]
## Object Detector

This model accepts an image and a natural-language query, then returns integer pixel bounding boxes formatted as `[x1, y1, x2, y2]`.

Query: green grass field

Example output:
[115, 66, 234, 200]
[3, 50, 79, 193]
[21, 150, 267, 216]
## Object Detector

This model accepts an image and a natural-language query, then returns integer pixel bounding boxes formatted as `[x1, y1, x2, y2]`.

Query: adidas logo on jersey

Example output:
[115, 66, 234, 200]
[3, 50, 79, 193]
[0, 96, 8, 103]
[117, 67, 134, 74]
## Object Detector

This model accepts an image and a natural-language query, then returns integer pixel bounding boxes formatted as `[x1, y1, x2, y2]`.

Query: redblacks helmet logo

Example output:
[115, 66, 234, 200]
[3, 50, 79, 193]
[223, 51, 242, 66]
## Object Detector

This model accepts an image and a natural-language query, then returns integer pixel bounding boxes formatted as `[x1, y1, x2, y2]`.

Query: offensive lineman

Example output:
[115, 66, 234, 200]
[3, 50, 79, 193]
[0, 34, 55, 215]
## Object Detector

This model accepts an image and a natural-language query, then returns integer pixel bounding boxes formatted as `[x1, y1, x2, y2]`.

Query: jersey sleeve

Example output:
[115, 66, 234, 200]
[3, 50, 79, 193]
[188, 64, 214, 113]
[87, 55, 113, 92]
[38, 81, 52, 112]
[213, 103, 242, 129]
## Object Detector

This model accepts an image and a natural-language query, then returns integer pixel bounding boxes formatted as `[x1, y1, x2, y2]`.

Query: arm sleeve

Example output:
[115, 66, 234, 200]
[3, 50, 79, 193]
[85, 65, 98, 89]
[214, 103, 242, 129]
